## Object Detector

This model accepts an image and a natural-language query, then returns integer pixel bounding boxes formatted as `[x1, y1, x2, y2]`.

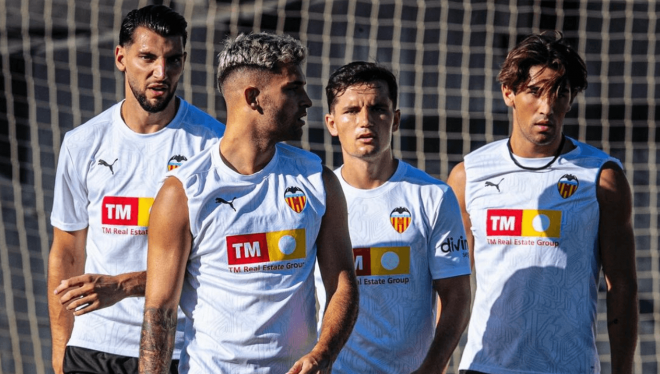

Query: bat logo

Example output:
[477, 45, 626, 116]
[485, 178, 504, 193]
[390, 207, 412, 233]
[98, 158, 118, 175]
[284, 186, 307, 213]
[557, 174, 579, 199]
[216, 197, 237, 211]
[168, 155, 188, 171]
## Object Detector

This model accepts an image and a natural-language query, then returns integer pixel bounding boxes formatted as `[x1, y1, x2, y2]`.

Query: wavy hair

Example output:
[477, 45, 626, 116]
[498, 31, 587, 99]
[216, 33, 306, 94]
[119, 5, 187, 48]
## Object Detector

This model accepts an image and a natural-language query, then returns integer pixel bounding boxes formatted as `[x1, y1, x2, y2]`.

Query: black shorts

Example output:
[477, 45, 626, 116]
[63, 346, 179, 374]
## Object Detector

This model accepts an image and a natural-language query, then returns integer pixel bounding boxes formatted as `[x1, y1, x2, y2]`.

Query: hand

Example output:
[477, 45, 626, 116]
[54, 274, 126, 316]
[286, 352, 331, 374]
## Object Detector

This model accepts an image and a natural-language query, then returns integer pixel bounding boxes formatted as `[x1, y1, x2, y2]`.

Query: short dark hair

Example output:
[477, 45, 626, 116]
[498, 31, 587, 99]
[119, 5, 188, 48]
[326, 61, 398, 112]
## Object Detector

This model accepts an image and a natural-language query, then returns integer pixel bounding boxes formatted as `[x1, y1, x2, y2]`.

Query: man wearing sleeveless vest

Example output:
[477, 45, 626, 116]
[138, 33, 359, 374]
[48, 5, 225, 374]
[315, 61, 471, 373]
[450, 32, 638, 374]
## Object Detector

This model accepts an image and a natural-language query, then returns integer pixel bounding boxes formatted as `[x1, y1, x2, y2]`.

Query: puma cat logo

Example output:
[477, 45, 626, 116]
[485, 178, 504, 193]
[98, 159, 118, 175]
[216, 197, 237, 212]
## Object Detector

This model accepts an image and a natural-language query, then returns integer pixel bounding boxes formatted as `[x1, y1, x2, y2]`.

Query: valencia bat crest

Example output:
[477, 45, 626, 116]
[168, 155, 188, 171]
[557, 174, 579, 199]
[390, 207, 412, 233]
[284, 186, 307, 213]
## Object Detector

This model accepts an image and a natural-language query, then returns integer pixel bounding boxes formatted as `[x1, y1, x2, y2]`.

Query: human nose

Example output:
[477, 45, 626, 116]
[539, 95, 555, 115]
[358, 107, 372, 127]
[301, 89, 312, 108]
[153, 58, 166, 79]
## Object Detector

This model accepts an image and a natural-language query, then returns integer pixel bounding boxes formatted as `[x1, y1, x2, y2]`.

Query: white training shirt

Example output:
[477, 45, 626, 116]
[50, 98, 225, 358]
[459, 137, 620, 374]
[315, 161, 471, 373]
[171, 140, 326, 373]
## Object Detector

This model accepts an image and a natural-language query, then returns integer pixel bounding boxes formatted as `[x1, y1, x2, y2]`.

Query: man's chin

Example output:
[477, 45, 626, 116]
[284, 128, 304, 142]
[138, 93, 176, 113]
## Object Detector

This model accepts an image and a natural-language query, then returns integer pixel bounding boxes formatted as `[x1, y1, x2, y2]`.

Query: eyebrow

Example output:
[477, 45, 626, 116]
[286, 80, 306, 86]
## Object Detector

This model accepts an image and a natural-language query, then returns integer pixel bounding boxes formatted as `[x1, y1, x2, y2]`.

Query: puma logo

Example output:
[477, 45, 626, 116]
[216, 197, 237, 212]
[485, 178, 504, 193]
[98, 159, 118, 175]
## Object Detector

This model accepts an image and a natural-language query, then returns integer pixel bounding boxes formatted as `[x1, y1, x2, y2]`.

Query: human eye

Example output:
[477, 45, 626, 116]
[140, 53, 155, 61]
[526, 87, 541, 97]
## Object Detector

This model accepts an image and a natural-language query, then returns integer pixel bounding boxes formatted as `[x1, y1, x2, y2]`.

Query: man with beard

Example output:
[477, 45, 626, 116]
[451, 32, 638, 374]
[138, 33, 359, 374]
[48, 5, 224, 373]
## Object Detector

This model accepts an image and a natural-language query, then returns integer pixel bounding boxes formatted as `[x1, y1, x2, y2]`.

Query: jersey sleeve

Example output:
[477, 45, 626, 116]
[428, 186, 471, 279]
[50, 138, 89, 231]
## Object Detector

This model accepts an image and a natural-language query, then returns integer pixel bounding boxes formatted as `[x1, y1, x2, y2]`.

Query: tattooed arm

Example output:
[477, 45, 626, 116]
[139, 177, 192, 373]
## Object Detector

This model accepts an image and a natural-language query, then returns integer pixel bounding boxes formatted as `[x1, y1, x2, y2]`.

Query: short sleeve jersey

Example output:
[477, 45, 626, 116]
[459, 137, 620, 374]
[171, 141, 326, 374]
[50, 98, 225, 358]
[315, 161, 471, 373]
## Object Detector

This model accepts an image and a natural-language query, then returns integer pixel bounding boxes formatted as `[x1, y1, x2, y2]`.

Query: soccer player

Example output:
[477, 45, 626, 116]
[138, 33, 359, 373]
[315, 61, 471, 373]
[451, 32, 638, 374]
[47, 5, 225, 373]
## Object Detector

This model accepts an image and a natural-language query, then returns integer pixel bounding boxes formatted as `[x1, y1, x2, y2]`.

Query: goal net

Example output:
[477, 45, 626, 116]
[0, 0, 656, 373]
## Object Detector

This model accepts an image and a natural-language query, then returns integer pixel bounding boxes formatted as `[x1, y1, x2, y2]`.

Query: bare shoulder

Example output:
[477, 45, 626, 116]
[597, 161, 631, 211]
[447, 162, 466, 195]
[156, 176, 186, 201]
[151, 177, 189, 226]
[321, 166, 342, 195]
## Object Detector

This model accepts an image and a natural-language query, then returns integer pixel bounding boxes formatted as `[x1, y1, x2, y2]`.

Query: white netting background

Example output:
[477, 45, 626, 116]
[0, 1, 656, 373]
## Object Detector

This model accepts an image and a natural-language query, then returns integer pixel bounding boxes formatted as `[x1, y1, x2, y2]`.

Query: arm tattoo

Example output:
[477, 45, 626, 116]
[139, 307, 178, 374]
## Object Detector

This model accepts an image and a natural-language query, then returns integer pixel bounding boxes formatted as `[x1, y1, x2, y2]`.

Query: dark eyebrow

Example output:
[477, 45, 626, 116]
[286, 80, 306, 87]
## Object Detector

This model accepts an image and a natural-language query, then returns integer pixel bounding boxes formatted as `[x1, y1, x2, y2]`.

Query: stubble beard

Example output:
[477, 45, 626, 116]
[129, 79, 177, 114]
[269, 105, 303, 142]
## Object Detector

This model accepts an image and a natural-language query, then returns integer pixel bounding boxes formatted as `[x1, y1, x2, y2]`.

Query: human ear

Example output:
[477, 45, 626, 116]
[245, 87, 261, 111]
[502, 85, 515, 108]
[392, 109, 401, 133]
[325, 112, 338, 136]
[115, 45, 127, 72]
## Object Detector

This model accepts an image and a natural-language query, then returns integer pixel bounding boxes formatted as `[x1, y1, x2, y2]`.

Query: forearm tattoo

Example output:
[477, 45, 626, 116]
[139, 307, 178, 374]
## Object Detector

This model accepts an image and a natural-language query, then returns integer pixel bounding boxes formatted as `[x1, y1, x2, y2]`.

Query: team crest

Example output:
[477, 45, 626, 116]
[167, 155, 187, 171]
[390, 207, 412, 233]
[557, 174, 579, 199]
[284, 186, 307, 213]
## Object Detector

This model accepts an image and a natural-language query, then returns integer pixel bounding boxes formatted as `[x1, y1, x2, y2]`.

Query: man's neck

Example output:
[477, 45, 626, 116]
[219, 124, 279, 175]
[120, 97, 179, 134]
[340, 152, 398, 190]
[508, 132, 571, 158]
